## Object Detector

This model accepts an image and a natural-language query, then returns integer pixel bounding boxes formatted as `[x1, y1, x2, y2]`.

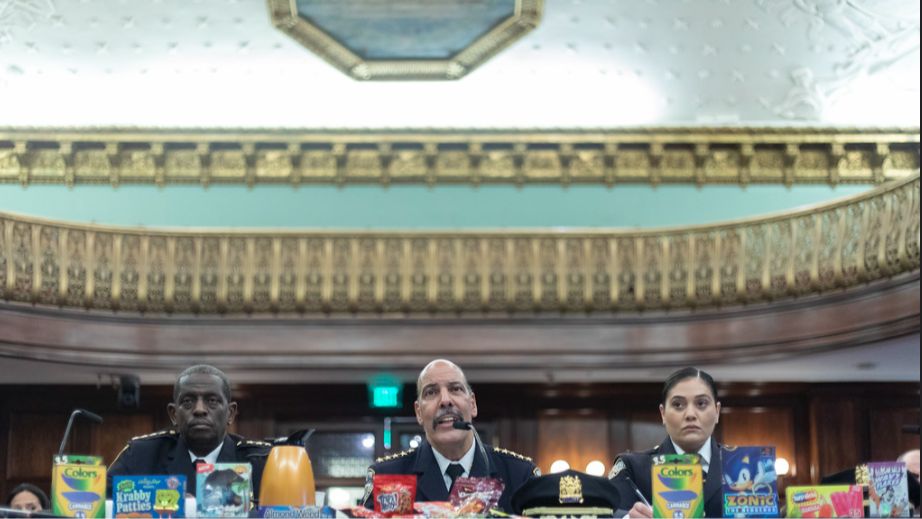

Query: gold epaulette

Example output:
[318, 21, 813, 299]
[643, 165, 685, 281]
[493, 447, 533, 463]
[131, 429, 177, 441]
[237, 439, 272, 448]
[376, 448, 416, 463]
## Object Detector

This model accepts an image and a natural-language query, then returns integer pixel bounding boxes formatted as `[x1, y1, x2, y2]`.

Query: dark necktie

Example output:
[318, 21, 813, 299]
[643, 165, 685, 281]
[194, 458, 207, 467]
[446, 463, 465, 491]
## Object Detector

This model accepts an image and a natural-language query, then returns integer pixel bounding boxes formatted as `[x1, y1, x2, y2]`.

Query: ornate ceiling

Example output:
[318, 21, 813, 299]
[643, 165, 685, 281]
[0, 0, 918, 127]
[0, 1, 918, 384]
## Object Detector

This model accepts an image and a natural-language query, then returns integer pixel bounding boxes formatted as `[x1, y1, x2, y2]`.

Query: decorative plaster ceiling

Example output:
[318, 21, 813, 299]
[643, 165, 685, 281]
[0, 0, 918, 128]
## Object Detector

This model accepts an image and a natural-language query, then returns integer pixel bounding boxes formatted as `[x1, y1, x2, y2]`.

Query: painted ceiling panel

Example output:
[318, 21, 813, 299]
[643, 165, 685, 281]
[294, 0, 515, 59]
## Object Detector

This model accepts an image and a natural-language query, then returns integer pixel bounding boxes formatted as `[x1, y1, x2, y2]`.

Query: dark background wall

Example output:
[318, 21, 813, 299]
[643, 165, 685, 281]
[1, 382, 918, 503]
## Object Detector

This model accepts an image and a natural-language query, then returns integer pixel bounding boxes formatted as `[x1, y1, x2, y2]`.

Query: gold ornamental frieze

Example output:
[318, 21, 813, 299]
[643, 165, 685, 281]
[0, 174, 918, 315]
[0, 129, 917, 187]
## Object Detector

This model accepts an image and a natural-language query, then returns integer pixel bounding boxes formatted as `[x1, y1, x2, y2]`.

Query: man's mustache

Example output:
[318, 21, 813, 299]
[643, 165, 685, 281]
[432, 409, 463, 428]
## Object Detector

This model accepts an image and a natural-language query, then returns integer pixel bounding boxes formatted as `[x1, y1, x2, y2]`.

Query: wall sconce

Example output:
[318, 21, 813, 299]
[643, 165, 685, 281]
[775, 457, 790, 476]
[550, 460, 570, 473]
[585, 460, 606, 476]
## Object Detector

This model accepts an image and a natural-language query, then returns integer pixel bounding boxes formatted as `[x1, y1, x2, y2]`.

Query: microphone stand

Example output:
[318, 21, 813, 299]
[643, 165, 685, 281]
[452, 420, 493, 476]
[58, 408, 104, 457]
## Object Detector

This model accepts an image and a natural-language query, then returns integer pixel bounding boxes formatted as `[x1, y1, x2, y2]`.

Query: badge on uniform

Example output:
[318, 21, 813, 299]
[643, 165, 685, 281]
[362, 468, 375, 504]
[608, 458, 625, 479]
[558, 475, 584, 504]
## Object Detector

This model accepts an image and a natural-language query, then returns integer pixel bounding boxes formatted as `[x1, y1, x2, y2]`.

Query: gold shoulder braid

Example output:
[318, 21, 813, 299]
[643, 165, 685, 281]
[493, 447, 533, 463]
[111, 430, 176, 467]
[131, 429, 177, 441]
[237, 439, 272, 448]
[375, 448, 416, 464]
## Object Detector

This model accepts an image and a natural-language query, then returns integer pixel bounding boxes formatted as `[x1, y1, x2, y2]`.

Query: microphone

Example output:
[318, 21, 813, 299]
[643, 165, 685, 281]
[58, 408, 104, 457]
[452, 420, 493, 477]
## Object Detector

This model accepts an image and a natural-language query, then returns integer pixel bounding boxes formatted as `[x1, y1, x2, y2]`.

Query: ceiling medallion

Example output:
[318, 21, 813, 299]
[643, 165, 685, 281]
[267, 0, 542, 80]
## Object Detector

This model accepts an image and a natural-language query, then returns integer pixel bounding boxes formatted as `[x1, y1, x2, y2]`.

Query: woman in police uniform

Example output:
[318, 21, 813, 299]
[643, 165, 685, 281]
[608, 367, 724, 518]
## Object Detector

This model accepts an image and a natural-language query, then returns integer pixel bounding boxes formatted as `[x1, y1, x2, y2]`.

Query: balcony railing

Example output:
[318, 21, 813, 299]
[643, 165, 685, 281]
[1, 173, 918, 315]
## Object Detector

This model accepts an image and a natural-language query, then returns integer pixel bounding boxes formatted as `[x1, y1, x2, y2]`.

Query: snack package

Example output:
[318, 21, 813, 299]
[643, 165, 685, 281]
[196, 462, 252, 518]
[113, 475, 186, 518]
[448, 477, 505, 516]
[254, 505, 337, 517]
[413, 501, 455, 518]
[341, 506, 377, 518]
[785, 485, 864, 518]
[857, 462, 911, 518]
[372, 474, 417, 517]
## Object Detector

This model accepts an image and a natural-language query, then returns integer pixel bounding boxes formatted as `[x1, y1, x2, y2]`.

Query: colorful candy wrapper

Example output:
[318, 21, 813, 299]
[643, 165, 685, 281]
[449, 477, 505, 516]
[830, 487, 864, 518]
[412, 501, 455, 518]
[372, 474, 417, 517]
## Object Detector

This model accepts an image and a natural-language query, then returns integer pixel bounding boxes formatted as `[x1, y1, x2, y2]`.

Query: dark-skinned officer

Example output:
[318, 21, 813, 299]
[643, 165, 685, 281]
[107, 364, 270, 500]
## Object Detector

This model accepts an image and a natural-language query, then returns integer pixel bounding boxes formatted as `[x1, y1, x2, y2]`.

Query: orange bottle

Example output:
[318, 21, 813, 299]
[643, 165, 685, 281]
[258, 446, 316, 507]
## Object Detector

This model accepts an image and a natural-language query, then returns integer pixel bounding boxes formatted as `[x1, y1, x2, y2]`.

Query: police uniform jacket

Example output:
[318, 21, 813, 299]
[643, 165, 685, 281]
[363, 440, 540, 513]
[107, 430, 271, 501]
[608, 436, 724, 518]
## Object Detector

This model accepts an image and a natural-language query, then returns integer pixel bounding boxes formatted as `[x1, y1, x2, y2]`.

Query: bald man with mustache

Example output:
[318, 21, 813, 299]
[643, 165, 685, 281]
[362, 359, 539, 513]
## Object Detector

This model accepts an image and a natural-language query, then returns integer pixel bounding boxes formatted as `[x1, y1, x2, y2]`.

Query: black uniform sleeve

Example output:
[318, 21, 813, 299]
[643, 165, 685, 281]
[106, 443, 135, 497]
[608, 455, 642, 517]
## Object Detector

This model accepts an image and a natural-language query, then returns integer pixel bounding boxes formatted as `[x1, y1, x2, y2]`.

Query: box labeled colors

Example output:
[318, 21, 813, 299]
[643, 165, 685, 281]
[52, 455, 106, 518]
[652, 460, 704, 518]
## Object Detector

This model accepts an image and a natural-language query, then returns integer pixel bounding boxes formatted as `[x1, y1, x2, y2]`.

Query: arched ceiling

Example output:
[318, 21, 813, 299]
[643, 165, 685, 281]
[0, 0, 918, 128]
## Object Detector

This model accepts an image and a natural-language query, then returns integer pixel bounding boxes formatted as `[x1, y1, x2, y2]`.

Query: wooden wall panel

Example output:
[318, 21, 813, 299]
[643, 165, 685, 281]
[721, 408, 796, 475]
[90, 414, 154, 466]
[627, 411, 664, 453]
[536, 414, 610, 475]
[810, 399, 863, 477]
[868, 407, 921, 462]
[7, 414, 67, 479]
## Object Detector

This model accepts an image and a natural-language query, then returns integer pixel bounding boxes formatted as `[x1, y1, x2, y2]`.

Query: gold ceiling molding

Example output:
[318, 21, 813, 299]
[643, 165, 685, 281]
[0, 173, 918, 315]
[0, 128, 917, 187]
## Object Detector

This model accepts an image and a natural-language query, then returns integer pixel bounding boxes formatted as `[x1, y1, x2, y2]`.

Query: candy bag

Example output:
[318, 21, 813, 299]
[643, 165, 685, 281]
[373, 474, 417, 517]
[449, 477, 505, 516]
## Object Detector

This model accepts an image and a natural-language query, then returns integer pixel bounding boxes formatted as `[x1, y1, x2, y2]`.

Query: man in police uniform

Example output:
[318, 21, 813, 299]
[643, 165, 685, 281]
[108, 364, 271, 499]
[363, 359, 540, 513]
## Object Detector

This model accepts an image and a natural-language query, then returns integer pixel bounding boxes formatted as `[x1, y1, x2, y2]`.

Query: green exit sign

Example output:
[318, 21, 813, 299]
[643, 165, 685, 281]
[368, 375, 402, 409]
[372, 386, 400, 408]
